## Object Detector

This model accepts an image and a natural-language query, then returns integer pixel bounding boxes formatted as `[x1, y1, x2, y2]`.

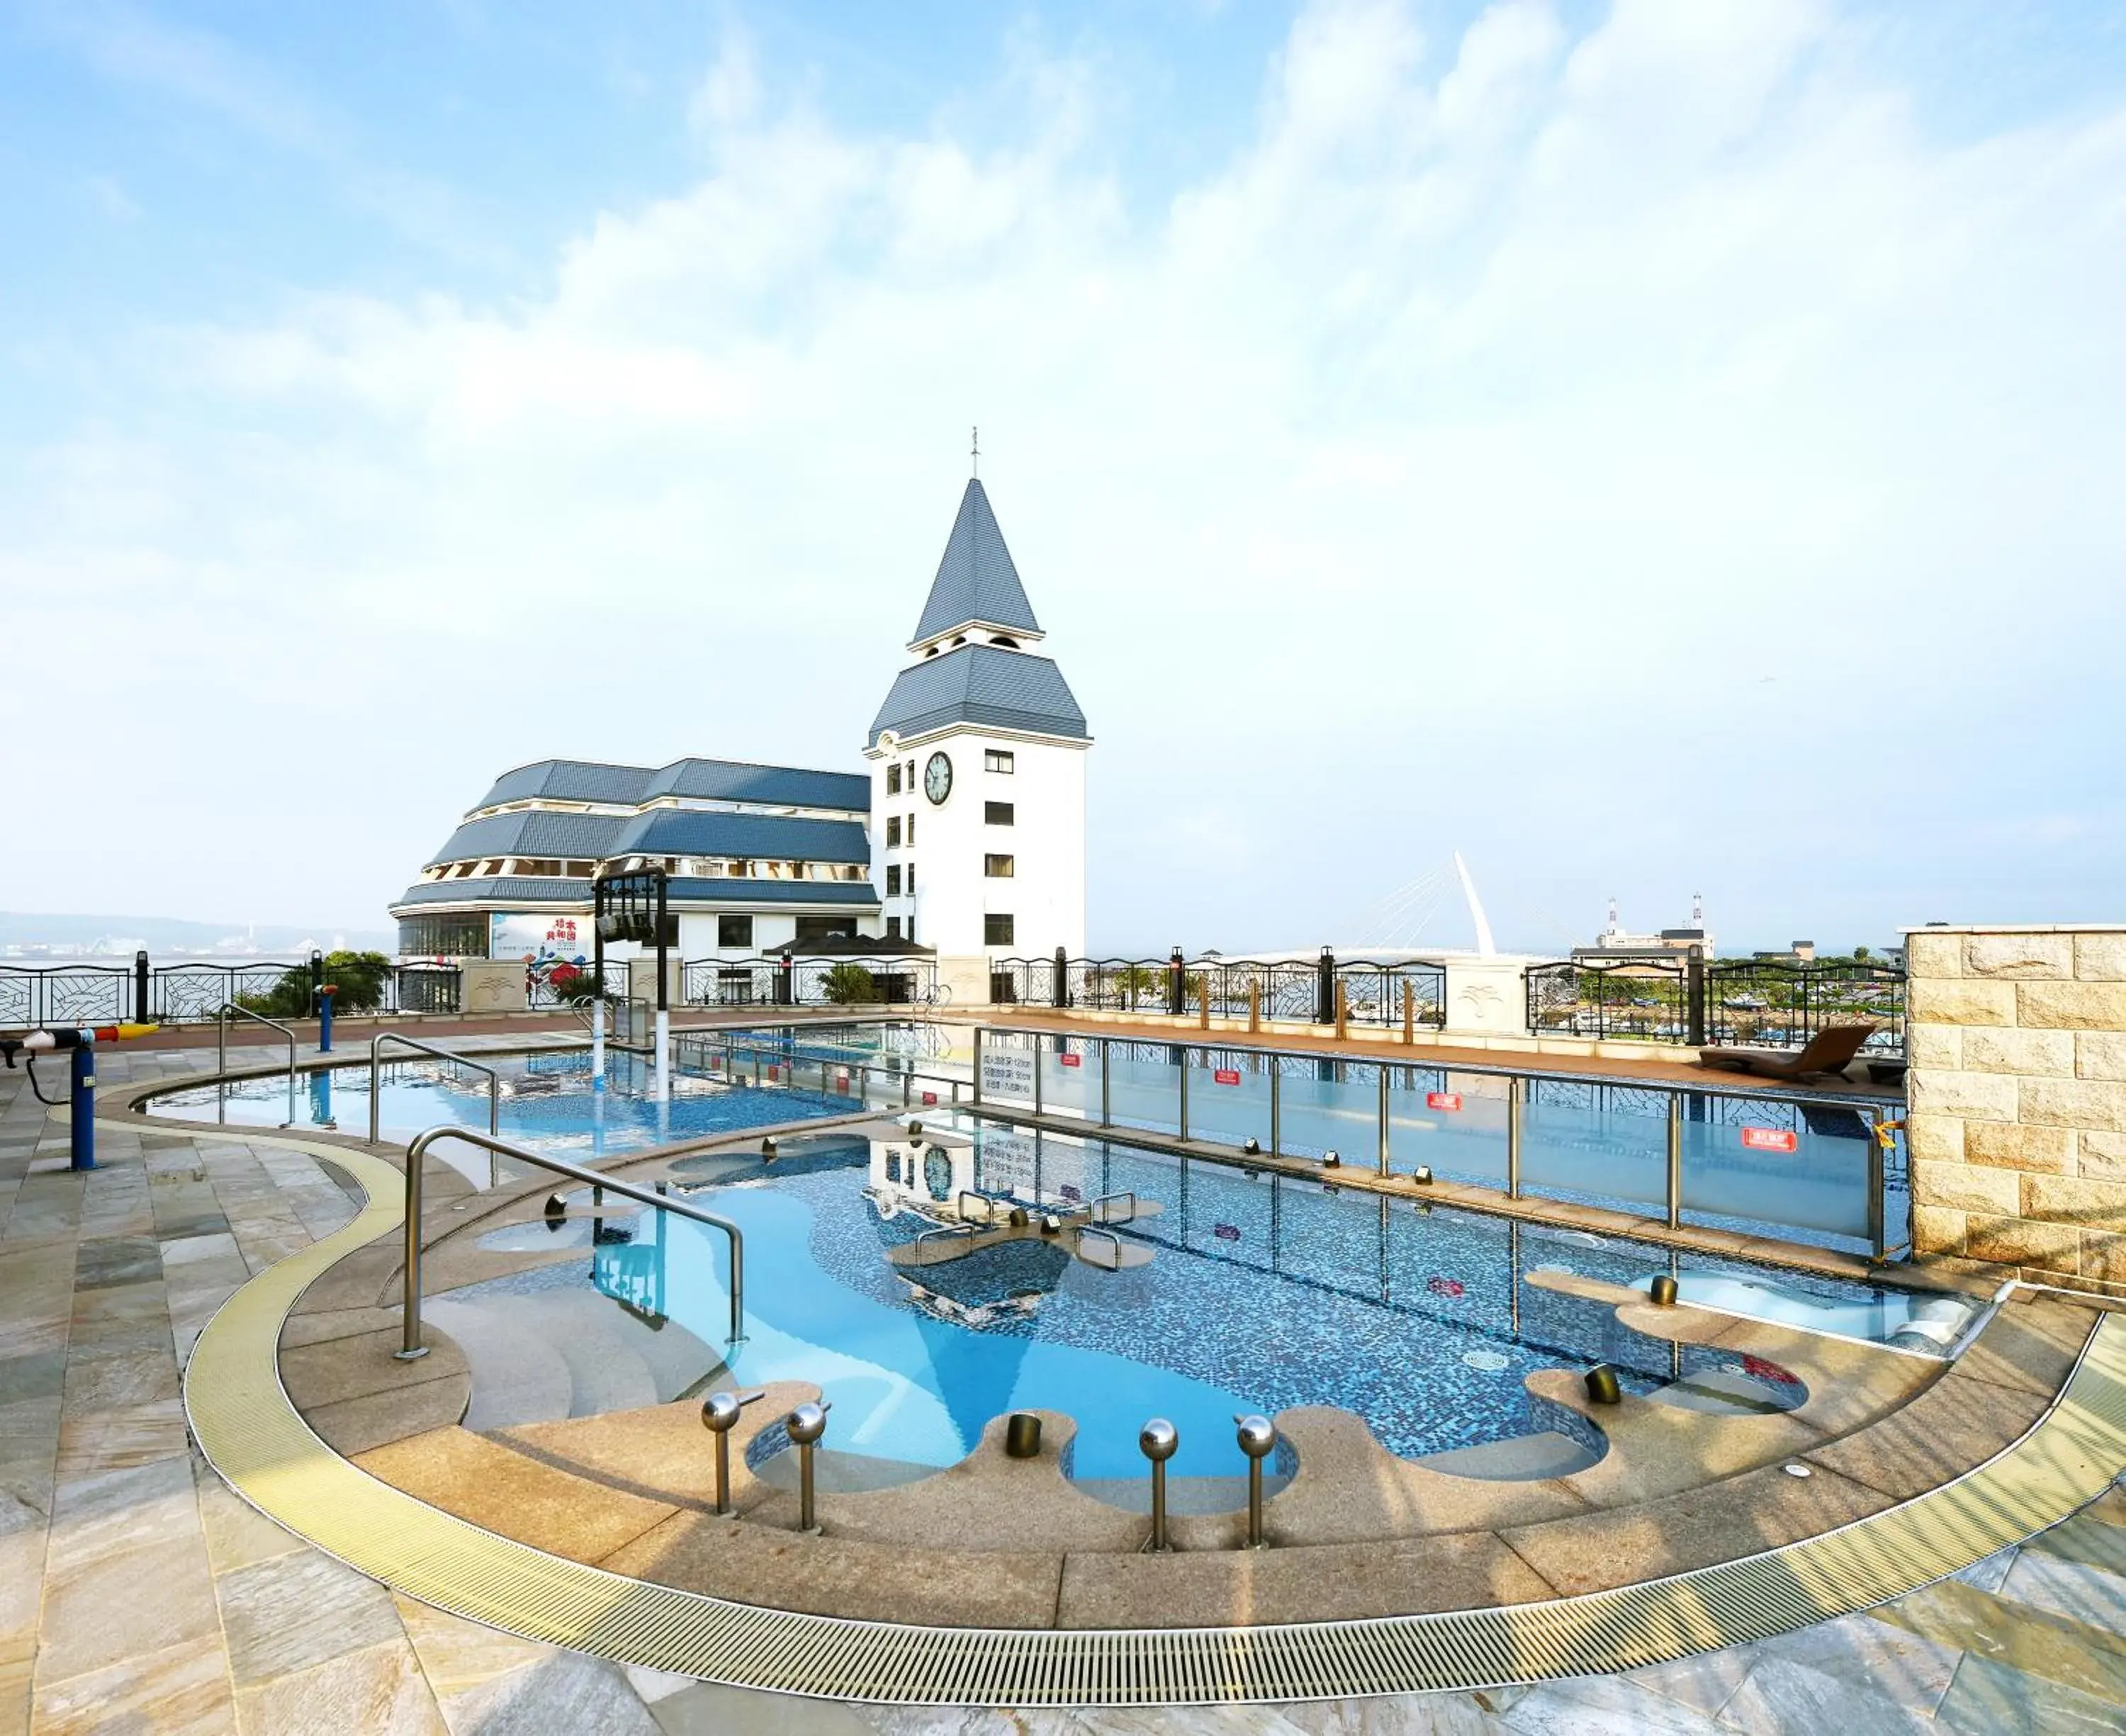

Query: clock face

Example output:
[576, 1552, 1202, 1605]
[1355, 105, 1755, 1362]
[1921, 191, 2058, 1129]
[923, 751, 953, 805]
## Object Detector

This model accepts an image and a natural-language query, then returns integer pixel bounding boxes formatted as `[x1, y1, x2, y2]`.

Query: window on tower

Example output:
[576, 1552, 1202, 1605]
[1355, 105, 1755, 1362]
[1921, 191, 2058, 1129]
[885, 866, 901, 896]
[885, 816, 901, 847]
[984, 914, 1015, 946]
[718, 914, 753, 949]
[985, 801, 1013, 825]
[887, 763, 902, 796]
[886, 916, 902, 940]
[985, 750, 1015, 774]
[984, 855, 1015, 878]
[906, 813, 916, 845]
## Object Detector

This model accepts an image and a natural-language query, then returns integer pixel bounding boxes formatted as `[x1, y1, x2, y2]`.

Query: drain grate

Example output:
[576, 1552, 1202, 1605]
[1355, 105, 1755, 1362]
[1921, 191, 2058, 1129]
[181, 1133, 2126, 1706]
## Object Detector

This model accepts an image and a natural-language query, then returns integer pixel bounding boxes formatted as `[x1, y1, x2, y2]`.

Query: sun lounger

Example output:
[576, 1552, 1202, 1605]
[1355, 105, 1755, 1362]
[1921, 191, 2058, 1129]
[1697, 1022, 1877, 1081]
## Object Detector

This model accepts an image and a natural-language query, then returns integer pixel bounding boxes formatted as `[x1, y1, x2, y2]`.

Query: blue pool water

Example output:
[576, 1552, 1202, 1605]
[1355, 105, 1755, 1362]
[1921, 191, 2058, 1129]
[150, 1026, 1947, 1488]
[146, 1049, 853, 1160]
[504, 1114, 1956, 1484]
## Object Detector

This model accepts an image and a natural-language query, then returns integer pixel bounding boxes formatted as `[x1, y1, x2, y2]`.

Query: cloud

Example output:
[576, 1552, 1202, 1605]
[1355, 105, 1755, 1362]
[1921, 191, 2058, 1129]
[6, 0, 2125, 945]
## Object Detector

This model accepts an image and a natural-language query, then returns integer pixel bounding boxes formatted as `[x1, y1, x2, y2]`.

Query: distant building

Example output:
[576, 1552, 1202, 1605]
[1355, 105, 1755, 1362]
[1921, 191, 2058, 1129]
[389, 472, 1090, 978]
[1573, 894, 1716, 964]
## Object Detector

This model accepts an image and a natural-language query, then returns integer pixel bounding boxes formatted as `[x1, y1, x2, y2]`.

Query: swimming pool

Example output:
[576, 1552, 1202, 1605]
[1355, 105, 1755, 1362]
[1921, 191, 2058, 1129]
[457, 1110, 1964, 1490]
[701, 1020, 1908, 1257]
[146, 1048, 853, 1162]
[149, 1025, 1946, 1493]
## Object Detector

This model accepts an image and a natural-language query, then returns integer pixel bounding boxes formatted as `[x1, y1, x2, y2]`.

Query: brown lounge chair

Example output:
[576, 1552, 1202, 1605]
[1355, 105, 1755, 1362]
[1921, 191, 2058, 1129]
[1698, 1022, 1877, 1081]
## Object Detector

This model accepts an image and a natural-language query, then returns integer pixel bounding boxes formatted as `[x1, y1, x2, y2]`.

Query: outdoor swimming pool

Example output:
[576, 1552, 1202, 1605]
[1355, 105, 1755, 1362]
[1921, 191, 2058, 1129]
[146, 1048, 853, 1163]
[148, 1024, 1947, 1493]
[469, 1112, 1964, 1488]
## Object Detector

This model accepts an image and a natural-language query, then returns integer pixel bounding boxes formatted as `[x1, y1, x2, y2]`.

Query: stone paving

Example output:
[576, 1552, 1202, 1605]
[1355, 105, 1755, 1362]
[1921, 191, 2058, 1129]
[2, 1040, 2125, 1733]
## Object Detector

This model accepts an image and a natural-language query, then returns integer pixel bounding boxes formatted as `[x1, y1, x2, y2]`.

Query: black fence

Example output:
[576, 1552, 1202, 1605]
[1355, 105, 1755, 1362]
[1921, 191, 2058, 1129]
[679, 955, 942, 1009]
[0, 957, 472, 1027]
[990, 952, 1447, 1030]
[1526, 957, 1905, 1054]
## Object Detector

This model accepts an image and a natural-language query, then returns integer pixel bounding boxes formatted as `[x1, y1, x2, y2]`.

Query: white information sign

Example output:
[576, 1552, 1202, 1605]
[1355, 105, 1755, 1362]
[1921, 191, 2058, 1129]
[979, 1047, 1036, 1104]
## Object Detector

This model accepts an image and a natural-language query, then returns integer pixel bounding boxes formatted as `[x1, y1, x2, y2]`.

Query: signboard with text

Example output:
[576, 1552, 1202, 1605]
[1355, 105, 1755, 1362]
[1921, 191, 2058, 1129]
[1426, 1091, 1463, 1112]
[1740, 1127, 1799, 1153]
[979, 1047, 1036, 1103]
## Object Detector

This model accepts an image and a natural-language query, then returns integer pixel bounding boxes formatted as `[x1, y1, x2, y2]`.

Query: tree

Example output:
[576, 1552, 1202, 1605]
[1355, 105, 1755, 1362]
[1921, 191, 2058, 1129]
[237, 949, 392, 1019]
[820, 962, 878, 1005]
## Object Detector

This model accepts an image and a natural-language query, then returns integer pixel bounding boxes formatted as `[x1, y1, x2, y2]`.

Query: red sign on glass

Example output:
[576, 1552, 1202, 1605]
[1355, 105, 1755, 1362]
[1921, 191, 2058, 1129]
[1426, 1091, 1463, 1112]
[1741, 1127, 1799, 1153]
[1060, 1053, 1083, 1068]
[921, 1090, 938, 1106]
[1214, 1068, 1242, 1086]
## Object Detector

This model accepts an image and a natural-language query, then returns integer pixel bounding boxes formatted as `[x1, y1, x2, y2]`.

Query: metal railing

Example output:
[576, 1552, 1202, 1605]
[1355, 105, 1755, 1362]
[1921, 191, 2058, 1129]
[1527, 956, 1907, 1056]
[990, 953, 1446, 1030]
[0, 956, 476, 1025]
[368, 1034, 500, 1146]
[964, 1024, 1906, 1260]
[1088, 1190, 1138, 1224]
[680, 954, 943, 1010]
[395, 1126, 744, 1355]
[216, 1003, 298, 1127]
[911, 1222, 978, 1263]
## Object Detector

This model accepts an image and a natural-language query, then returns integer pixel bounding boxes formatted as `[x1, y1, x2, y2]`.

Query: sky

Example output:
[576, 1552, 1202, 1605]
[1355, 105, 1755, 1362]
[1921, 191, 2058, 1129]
[3, 0, 2123, 957]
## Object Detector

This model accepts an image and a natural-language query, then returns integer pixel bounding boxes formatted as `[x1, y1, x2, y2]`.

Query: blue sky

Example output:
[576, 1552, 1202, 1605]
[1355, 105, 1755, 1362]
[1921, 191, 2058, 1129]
[4, 1, 2124, 954]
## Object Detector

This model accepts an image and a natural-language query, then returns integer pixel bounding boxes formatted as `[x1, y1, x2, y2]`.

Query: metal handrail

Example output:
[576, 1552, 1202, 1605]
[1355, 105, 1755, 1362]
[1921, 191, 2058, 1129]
[955, 1188, 999, 1222]
[1087, 1190, 1137, 1224]
[217, 1002, 298, 1128]
[369, 1033, 499, 1146]
[396, 1126, 743, 1356]
[911, 1222, 977, 1263]
[1076, 1224, 1125, 1268]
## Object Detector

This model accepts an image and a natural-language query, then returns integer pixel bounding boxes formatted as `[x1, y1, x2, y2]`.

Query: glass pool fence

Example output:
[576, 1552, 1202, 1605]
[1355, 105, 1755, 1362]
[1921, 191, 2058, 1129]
[692, 1025, 1909, 1261]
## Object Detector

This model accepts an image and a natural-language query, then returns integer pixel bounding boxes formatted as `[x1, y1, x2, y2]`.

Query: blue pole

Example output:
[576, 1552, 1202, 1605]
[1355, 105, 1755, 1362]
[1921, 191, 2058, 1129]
[69, 1042, 96, 1171]
[318, 987, 334, 1054]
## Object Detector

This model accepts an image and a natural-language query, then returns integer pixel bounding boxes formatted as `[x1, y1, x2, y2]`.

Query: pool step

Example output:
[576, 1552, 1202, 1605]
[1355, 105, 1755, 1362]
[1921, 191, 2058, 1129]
[512, 1290, 724, 1419]
[422, 1297, 576, 1430]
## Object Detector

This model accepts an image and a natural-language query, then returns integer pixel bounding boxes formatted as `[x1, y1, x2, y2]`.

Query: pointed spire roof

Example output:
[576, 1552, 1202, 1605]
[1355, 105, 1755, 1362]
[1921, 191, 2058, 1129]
[910, 478, 1042, 648]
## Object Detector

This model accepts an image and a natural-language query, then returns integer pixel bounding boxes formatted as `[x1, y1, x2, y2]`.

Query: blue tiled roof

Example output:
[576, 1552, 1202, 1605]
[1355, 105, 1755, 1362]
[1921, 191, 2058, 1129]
[472, 758, 869, 813]
[422, 811, 626, 869]
[390, 877, 879, 913]
[869, 643, 1089, 746]
[607, 811, 871, 862]
[911, 480, 1042, 645]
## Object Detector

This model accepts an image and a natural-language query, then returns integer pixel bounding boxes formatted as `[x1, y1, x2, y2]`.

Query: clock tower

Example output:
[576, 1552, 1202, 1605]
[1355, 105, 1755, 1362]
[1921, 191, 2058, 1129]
[867, 474, 1090, 972]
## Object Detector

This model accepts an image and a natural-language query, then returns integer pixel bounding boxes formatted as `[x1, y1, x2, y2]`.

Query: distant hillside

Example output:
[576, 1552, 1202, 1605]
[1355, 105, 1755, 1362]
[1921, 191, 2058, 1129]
[0, 911, 396, 957]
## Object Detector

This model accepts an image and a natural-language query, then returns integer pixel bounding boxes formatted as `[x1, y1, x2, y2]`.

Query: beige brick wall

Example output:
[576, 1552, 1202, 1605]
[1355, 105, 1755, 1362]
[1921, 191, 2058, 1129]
[1908, 925, 2126, 1295]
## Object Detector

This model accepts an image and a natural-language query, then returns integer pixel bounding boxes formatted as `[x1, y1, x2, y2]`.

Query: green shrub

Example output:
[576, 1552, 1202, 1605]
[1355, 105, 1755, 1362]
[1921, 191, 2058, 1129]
[235, 949, 392, 1020]
[820, 962, 878, 1005]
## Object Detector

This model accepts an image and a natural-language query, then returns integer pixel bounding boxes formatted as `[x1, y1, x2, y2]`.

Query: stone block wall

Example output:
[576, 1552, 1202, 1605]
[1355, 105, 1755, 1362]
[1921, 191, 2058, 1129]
[1906, 925, 2126, 1297]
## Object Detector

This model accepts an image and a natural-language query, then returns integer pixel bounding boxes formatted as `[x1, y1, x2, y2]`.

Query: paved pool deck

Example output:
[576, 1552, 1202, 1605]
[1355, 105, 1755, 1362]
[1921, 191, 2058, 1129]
[5, 1037, 2124, 1733]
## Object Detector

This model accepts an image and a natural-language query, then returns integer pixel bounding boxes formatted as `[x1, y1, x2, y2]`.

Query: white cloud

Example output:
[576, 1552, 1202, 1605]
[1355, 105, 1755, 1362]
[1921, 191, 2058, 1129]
[6, 0, 2125, 947]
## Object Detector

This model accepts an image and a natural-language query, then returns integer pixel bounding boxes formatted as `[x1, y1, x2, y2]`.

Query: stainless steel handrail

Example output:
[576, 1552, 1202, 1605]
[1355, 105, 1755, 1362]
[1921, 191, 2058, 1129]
[396, 1126, 743, 1357]
[955, 1188, 998, 1222]
[217, 1002, 298, 1127]
[1086, 1190, 1137, 1224]
[911, 1222, 977, 1263]
[1076, 1224, 1125, 1268]
[368, 1033, 500, 1146]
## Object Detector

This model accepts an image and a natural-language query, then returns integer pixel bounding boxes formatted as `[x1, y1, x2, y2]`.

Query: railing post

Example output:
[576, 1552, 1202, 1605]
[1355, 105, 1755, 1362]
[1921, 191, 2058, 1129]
[1869, 1121, 1889, 1258]
[1033, 1037, 1044, 1117]
[1334, 979, 1349, 1042]
[1167, 947, 1186, 1018]
[398, 1142, 429, 1360]
[1179, 1048, 1190, 1143]
[1053, 946, 1069, 1009]
[1666, 1091, 1684, 1230]
[1316, 947, 1335, 1026]
[1507, 1076, 1523, 1199]
[134, 949, 150, 1025]
[309, 950, 324, 1020]
[1249, 981, 1261, 1035]
[1377, 1066, 1390, 1176]
[1686, 946, 1706, 1047]
[1402, 979, 1413, 1045]
[972, 1027, 984, 1105]
[1099, 1036, 1111, 1127]
[1269, 1062, 1281, 1157]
